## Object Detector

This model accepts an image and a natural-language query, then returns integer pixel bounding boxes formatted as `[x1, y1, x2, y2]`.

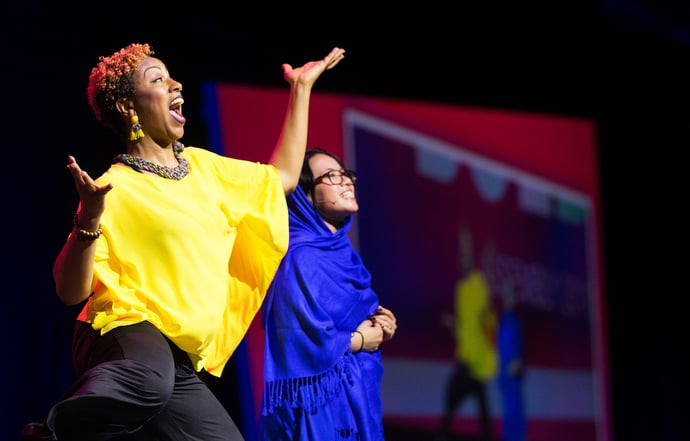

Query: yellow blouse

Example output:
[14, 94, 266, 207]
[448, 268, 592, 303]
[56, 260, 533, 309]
[454, 269, 498, 380]
[77, 146, 288, 376]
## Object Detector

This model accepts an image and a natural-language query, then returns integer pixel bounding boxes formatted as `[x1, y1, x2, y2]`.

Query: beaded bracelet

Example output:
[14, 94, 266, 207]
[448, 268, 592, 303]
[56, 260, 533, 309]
[352, 330, 365, 353]
[73, 212, 103, 241]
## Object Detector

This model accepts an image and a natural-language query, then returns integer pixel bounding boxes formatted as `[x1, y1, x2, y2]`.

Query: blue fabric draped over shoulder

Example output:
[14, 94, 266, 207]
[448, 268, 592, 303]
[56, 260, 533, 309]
[260, 185, 385, 441]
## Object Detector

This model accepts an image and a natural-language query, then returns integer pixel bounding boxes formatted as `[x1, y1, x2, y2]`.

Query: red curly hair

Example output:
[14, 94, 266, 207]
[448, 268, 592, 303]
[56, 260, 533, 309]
[87, 43, 154, 135]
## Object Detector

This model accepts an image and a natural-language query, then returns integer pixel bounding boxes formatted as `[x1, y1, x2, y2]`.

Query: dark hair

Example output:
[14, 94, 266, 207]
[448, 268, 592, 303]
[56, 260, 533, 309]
[86, 43, 154, 137]
[299, 148, 349, 199]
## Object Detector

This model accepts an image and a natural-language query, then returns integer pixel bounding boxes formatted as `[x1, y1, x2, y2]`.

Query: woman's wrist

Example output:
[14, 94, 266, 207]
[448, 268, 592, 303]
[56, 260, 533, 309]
[73, 212, 102, 241]
[351, 330, 365, 353]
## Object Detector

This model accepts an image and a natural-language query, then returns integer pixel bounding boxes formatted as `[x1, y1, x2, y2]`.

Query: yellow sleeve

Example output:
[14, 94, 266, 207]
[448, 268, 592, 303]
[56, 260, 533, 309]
[204, 163, 289, 376]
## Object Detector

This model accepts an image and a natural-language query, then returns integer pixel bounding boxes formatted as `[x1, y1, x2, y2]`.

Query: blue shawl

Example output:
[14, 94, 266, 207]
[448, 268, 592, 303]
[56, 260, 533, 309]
[260, 186, 385, 441]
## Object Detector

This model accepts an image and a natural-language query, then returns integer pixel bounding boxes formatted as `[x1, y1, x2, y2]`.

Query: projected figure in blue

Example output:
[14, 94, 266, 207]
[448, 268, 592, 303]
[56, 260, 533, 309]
[498, 278, 526, 441]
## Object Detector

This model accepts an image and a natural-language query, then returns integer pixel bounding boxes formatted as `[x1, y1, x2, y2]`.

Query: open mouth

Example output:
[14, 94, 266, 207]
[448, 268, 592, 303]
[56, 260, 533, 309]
[170, 96, 186, 124]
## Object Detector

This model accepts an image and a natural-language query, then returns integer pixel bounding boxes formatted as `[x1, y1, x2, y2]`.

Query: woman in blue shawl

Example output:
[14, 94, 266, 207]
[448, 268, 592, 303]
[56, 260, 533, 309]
[260, 148, 398, 441]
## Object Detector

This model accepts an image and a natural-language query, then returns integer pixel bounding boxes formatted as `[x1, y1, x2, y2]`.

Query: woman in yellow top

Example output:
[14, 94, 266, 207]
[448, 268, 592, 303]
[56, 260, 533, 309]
[438, 228, 497, 441]
[20, 43, 344, 441]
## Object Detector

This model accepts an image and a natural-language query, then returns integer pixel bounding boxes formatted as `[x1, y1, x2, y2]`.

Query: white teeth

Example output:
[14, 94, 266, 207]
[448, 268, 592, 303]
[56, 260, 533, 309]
[342, 191, 354, 198]
[170, 97, 184, 106]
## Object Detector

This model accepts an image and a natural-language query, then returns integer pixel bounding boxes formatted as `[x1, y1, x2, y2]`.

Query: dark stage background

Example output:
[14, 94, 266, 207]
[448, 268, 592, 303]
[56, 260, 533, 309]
[3, 2, 687, 441]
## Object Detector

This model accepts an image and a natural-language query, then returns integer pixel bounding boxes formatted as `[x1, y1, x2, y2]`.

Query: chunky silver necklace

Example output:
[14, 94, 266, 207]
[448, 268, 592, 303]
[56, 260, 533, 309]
[113, 141, 189, 180]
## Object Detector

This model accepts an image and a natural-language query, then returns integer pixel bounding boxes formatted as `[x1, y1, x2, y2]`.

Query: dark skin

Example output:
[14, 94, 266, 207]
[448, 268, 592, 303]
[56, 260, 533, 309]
[54, 48, 346, 306]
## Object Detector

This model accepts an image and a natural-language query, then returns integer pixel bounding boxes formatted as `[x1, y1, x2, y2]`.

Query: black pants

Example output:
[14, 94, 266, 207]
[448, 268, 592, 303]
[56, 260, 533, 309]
[439, 362, 491, 441]
[44, 320, 244, 441]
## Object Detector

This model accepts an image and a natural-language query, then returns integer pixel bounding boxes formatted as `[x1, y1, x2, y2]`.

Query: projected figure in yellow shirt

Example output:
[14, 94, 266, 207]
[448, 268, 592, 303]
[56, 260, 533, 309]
[438, 227, 498, 441]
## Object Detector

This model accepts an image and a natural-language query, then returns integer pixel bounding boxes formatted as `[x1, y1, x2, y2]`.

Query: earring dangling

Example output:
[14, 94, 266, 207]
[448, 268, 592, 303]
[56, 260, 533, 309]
[129, 114, 144, 141]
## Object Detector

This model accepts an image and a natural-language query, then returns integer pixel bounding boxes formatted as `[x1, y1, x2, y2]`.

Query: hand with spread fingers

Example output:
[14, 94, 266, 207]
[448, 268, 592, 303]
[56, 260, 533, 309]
[282, 46, 345, 87]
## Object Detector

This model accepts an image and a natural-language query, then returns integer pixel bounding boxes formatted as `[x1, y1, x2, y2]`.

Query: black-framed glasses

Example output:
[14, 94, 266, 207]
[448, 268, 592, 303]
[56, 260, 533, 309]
[314, 169, 358, 185]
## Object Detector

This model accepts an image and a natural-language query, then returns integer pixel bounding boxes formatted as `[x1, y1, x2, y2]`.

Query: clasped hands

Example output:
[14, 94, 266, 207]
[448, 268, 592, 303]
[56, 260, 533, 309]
[355, 305, 397, 352]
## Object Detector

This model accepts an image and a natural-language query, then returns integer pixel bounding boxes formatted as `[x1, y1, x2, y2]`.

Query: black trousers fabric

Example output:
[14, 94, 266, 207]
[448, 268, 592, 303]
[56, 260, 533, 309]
[44, 320, 244, 441]
[439, 362, 492, 441]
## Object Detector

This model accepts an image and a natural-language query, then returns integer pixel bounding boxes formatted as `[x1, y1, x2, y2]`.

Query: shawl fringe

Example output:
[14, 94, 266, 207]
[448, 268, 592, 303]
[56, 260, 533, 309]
[262, 354, 355, 415]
